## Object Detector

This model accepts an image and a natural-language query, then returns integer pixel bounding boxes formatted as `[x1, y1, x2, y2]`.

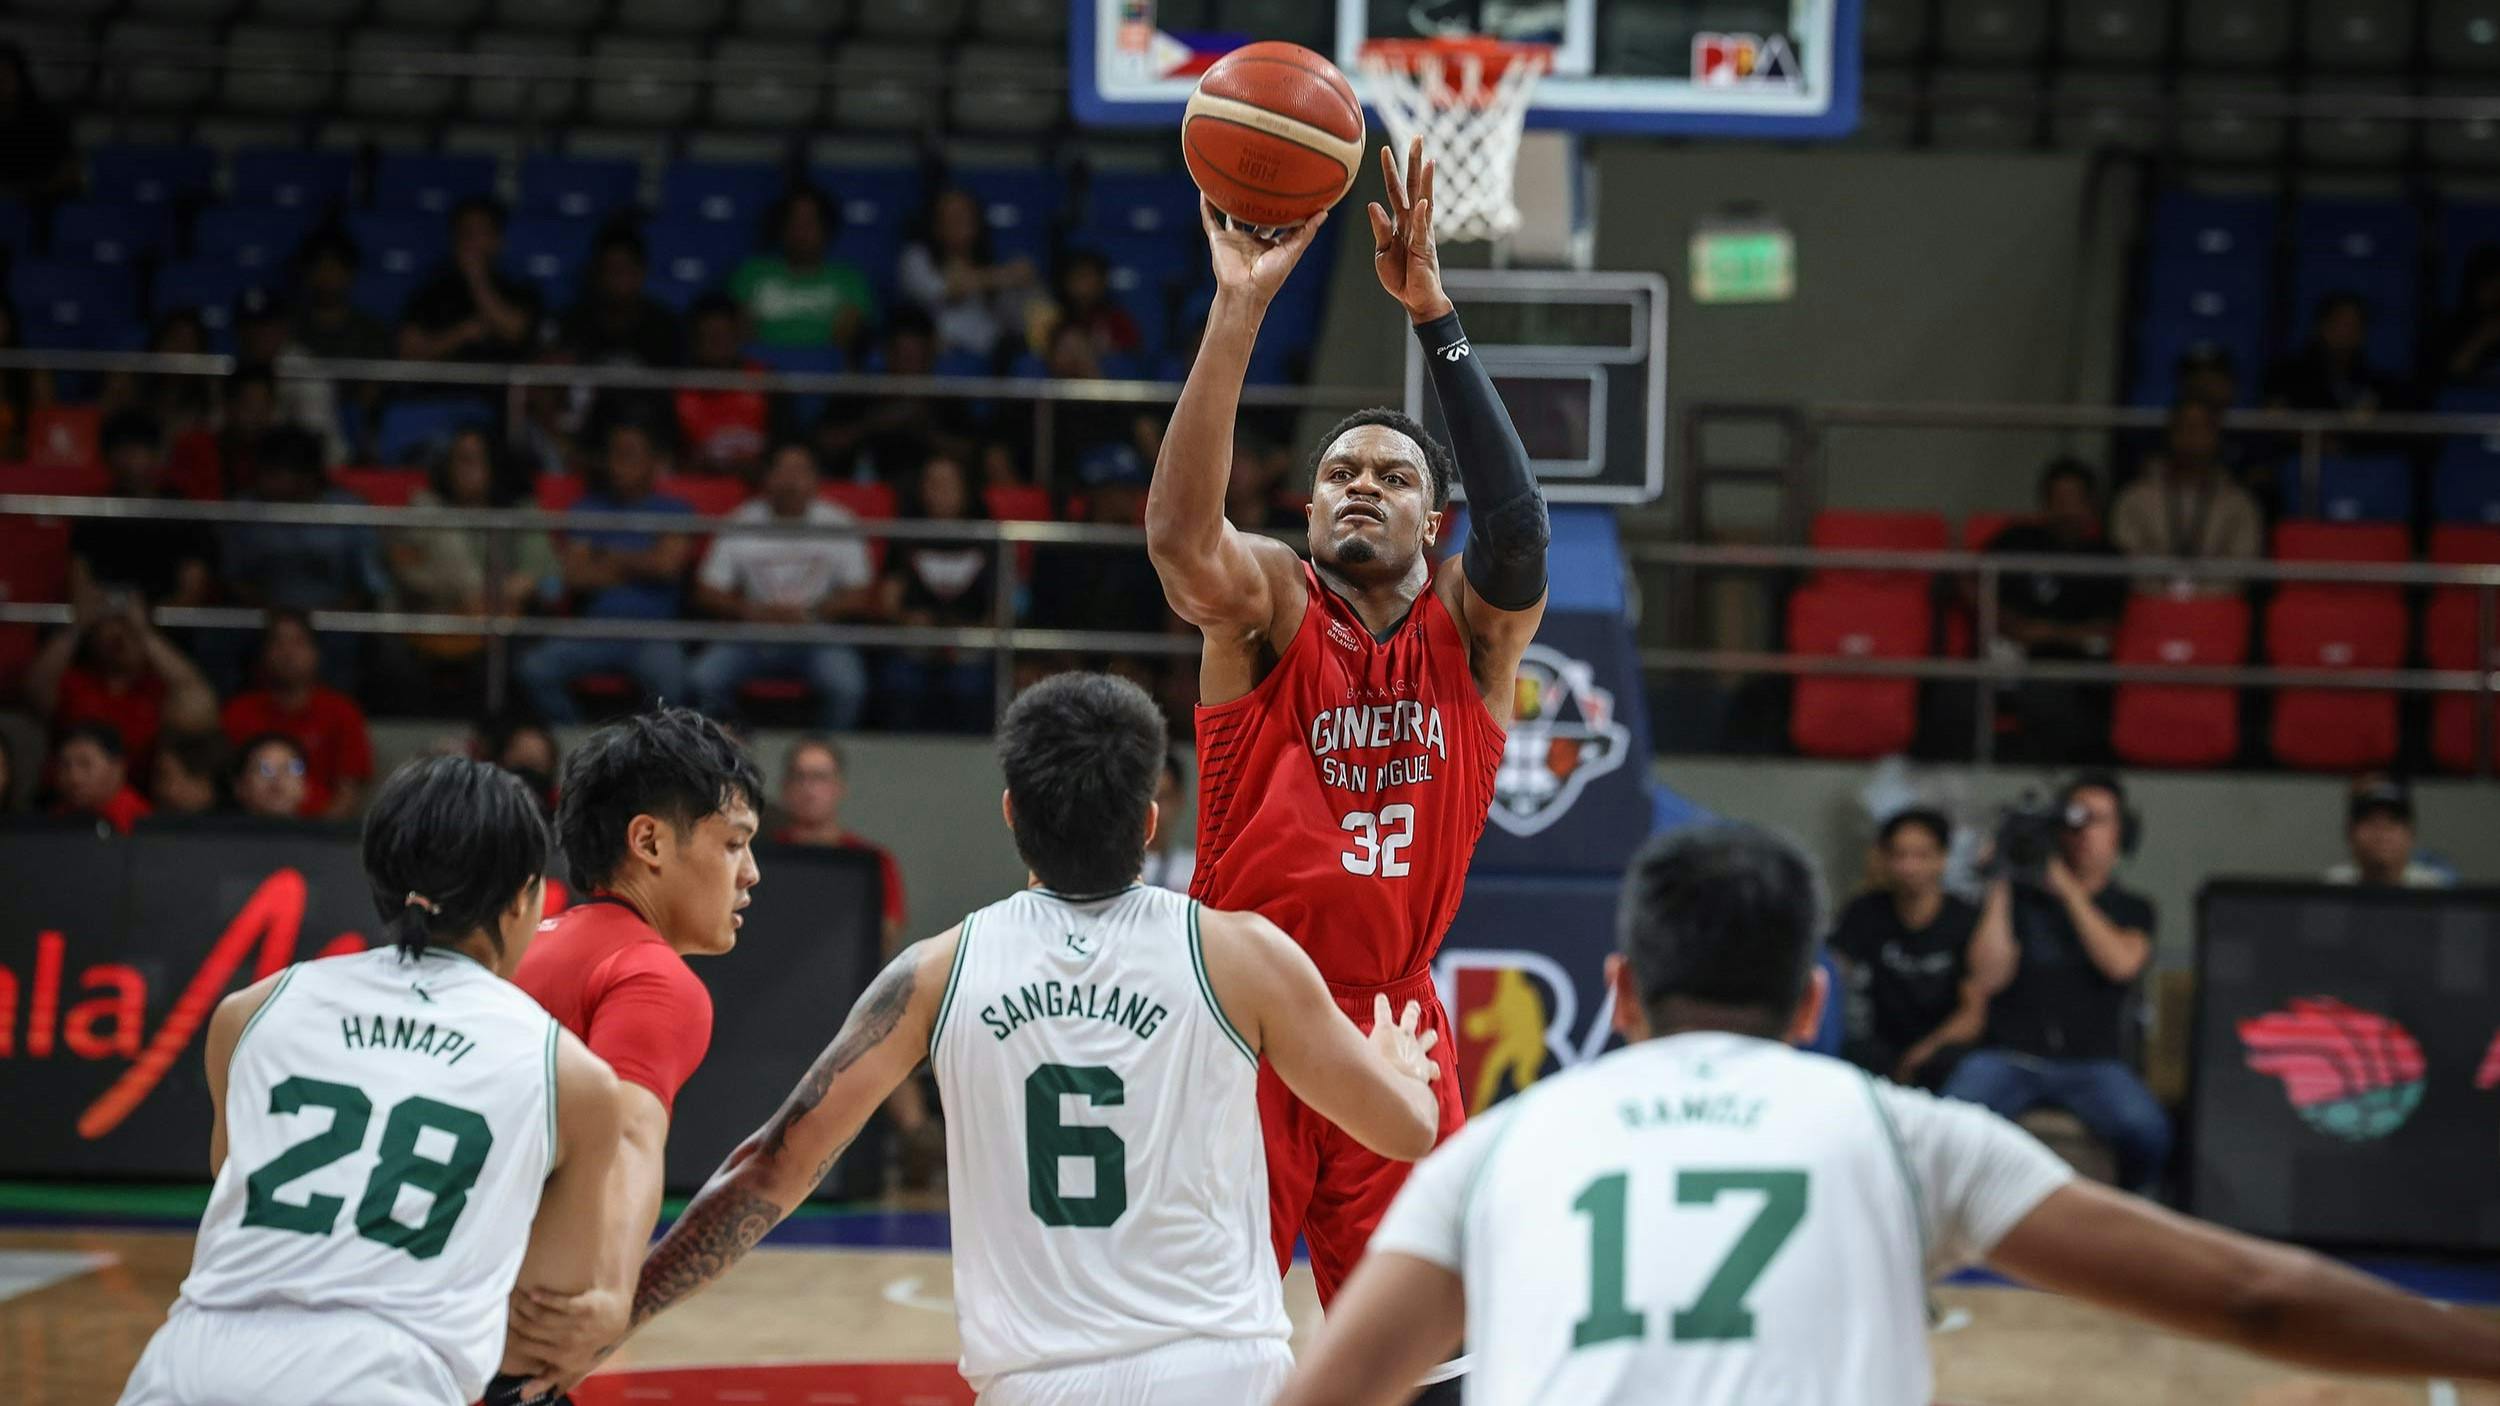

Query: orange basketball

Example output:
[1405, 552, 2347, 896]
[1181, 41, 1364, 231]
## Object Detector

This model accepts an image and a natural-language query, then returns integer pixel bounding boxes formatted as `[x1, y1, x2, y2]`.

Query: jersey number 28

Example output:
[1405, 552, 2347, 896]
[1340, 803, 1416, 877]
[239, 1075, 493, 1262]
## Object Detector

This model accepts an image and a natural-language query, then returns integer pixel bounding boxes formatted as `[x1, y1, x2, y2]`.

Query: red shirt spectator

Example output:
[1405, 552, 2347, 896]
[61, 665, 170, 774]
[51, 721, 153, 835]
[675, 293, 769, 474]
[221, 611, 373, 818]
[515, 895, 714, 1117]
[772, 736, 906, 936]
[27, 603, 219, 778]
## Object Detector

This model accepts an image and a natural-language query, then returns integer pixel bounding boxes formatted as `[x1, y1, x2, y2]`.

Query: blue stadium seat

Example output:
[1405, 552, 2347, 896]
[231, 147, 357, 211]
[87, 145, 215, 206]
[194, 206, 319, 276]
[502, 215, 599, 308]
[371, 152, 501, 216]
[2435, 434, 2500, 524]
[348, 211, 449, 281]
[374, 397, 499, 465]
[519, 153, 641, 221]
[2131, 277, 2270, 405]
[645, 220, 752, 308]
[1111, 282, 1170, 360]
[747, 342, 844, 424]
[933, 347, 991, 377]
[153, 260, 248, 338]
[1084, 232, 1192, 287]
[2146, 190, 2278, 291]
[815, 165, 922, 237]
[0, 201, 28, 254]
[2292, 197, 2422, 374]
[352, 267, 425, 323]
[2283, 454, 2414, 522]
[2437, 385, 2500, 414]
[1083, 171, 1200, 238]
[52, 202, 176, 267]
[661, 160, 783, 228]
[956, 166, 1059, 264]
[10, 261, 139, 350]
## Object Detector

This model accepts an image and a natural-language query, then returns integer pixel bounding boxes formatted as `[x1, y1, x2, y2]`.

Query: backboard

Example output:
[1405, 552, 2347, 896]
[1405, 269, 1667, 506]
[1073, 0, 1861, 138]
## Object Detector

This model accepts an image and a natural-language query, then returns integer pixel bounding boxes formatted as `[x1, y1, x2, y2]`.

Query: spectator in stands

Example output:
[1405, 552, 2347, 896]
[475, 712, 560, 817]
[689, 441, 876, 730]
[512, 337, 588, 481]
[398, 196, 541, 366]
[151, 728, 226, 817]
[377, 427, 555, 706]
[50, 721, 149, 835]
[2326, 776, 2453, 888]
[899, 187, 1037, 364]
[562, 226, 682, 370]
[2110, 400, 2262, 597]
[732, 186, 875, 354]
[2267, 293, 2393, 417]
[1051, 251, 1142, 360]
[289, 225, 391, 445]
[1948, 773, 2169, 1195]
[217, 426, 381, 687]
[876, 450, 996, 731]
[1226, 427, 1301, 532]
[100, 311, 217, 441]
[229, 731, 310, 821]
[516, 418, 694, 722]
[2175, 345, 2240, 413]
[0, 43, 74, 203]
[0, 295, 55, 460]
[774, 736, 905, 945]
[1829, 808, 1984, 1091]
[818, 305, 959, 484]
[2439, 246, 2500, 389]
[234, 287, 347, 464]
[220, 610, 374, 820]
[674, 293, 771, 475]
[72, 409, 216, 608]
[1029, 445, 1167, 636]
[167, 364, 281, 501]
[1989, 458, 2126, 762]
[1140, 753, 1194, 892]
[25, 596, 218, 777]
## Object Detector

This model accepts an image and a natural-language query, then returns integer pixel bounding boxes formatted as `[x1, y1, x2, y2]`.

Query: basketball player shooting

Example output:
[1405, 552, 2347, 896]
[1148, 134, 1550, 1326]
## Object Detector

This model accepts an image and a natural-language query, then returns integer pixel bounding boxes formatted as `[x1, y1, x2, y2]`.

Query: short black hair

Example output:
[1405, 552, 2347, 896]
[228, 363, 278, 398]
[2316, 290, 2368, 323]
[235, 730, 306, 768]
[158, 727, 229, 783]
[101, 408, 163, 456]
[256, 424, 326, 480]
[2037, 456, 2097, 505]
[1877, 807, 1951, 852]
[256, 607, 315, 663]
[886, 304, 937, 342]
[2060, 768, 2128, 814]
[450, 194, 507, 232]
[688, 290, 740, 325]
[295, 223, 360, 272]
[1309, 407, 1454, 511]
[997, 673, 1166, 895]
[593, 224, 648, 265]
[556, 706, 764, 890]
[765, 438, 822, 473]
[363, 755, 550, 960]
[59, 719, 126, 759]
[1618, 823, 1825, 1034]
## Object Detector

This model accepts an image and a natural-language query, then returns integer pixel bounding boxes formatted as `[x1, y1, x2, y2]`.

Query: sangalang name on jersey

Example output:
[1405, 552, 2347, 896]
[1309, 696, 1448, 797]
[977, 979, 1170, 1044]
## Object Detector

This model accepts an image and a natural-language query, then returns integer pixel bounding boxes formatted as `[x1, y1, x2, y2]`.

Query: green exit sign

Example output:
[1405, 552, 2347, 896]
[1690, 225, 1795, 304]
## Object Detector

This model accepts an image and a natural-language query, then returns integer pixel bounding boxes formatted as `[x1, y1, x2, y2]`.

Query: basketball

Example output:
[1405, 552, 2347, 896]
[1181, 40, 1365, 231]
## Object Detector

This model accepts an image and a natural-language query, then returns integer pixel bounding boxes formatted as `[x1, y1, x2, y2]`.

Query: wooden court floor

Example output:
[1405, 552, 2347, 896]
[6, 1222, 2496, 1406]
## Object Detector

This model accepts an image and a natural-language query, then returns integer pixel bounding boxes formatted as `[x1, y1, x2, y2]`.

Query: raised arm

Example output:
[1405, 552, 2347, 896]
[1144, 204, 1322, 640]
[1198, 907, 1440, 1160]
[629, 934, 952, 1328]
[500, 1032, 624, 1391]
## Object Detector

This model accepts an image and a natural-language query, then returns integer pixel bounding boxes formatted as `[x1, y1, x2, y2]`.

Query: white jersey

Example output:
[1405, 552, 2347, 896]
[931, 885, 1289, 1388]
[174, 946, 559, 1400]
[1371, 1032, 2073, 1406]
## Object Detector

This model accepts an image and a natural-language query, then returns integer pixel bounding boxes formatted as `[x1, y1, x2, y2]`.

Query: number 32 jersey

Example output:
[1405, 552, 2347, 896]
[1370, 1033, 2075, 1406]
[174, 947, 559, 1398]
[1192, 562, 1507, 986]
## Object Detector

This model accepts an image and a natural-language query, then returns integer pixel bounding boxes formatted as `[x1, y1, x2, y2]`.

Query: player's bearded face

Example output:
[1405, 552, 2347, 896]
[1309, 425, 1435, 572]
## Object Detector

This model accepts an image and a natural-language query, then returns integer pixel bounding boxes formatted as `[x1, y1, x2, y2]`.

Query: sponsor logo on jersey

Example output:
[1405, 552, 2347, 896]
[2238, 997, 2425, 1142]
[1437, 338, 1471, 362]
[1326, 618, 1365, 653]
[1694, 32, 1802, 88]
[1488, 643, 1632, 839]
[1436, 948, 1617, 1115]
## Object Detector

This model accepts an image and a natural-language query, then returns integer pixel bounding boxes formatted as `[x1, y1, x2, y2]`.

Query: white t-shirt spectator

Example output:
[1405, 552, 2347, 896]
[697, 499, 874, 610]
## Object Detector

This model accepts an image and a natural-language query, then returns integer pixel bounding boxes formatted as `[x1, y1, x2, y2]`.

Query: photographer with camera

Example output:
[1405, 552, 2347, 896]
[1946, 773, 2170, 1196]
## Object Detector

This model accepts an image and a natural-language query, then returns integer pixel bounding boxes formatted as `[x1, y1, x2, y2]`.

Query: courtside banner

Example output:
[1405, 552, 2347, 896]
[0, 818, 881, 1194]
[2190, 881, 2500, 1252]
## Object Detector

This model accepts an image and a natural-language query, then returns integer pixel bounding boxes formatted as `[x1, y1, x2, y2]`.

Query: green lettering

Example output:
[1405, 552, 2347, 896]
[1045, 982, 1065, 1018]
[1073, 984, 1101, 1020]
[1122, 993, 1151, 1033]
[983, 1006, 1013, 1041]
[341, 1017, 364, 1051]
[1019, 984, 1046, 1022]
[410, 1024, 438, 1056]
[1136, 1003, 1167, 1040]
[1098, 986, 1125, 1028]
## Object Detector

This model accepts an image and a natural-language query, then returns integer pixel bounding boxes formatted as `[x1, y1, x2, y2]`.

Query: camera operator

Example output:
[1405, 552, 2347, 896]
[1829, 808, 1987, 1091]
[1946, 772, 2170, 1195]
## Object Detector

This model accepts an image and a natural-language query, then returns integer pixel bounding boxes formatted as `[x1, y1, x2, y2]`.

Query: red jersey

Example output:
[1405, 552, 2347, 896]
[222, 687, 374, 816]
[56, 666, 168, 774]
[773, 828, 907, 927]
[1192, 563, 1506, 987]
[514, 896, 714, 1116]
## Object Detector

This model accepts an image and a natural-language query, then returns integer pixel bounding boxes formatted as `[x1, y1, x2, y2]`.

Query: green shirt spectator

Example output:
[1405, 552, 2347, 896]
[731, 187, 875, 349]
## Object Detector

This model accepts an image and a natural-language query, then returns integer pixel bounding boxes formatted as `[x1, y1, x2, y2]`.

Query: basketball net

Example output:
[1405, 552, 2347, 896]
[1357, 37, 1551, 245]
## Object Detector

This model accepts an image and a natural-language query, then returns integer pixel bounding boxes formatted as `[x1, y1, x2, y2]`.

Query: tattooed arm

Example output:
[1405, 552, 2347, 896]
[630, 930, 957, 1329]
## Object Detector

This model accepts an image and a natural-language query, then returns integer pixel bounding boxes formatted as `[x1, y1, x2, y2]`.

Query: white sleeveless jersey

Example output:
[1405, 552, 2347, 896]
[931, 885, 1289, 1388]
[176, 946, 560, 1399]
[1370, 1032, 2074, 1406]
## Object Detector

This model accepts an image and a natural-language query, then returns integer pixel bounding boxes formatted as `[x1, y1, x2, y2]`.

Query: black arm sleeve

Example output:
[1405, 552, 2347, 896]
[1414, 309, 1549, 611]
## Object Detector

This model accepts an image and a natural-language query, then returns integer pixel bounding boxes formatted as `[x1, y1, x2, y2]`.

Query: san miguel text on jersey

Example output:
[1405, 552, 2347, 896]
[1309, 697, 1447, 796]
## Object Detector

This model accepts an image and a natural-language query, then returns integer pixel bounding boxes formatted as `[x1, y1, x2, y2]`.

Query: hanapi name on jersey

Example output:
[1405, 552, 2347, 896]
[1310, 703, 1447, 795]
[978, 980, 1171, 1044]
[337, 1014, 483, 1066]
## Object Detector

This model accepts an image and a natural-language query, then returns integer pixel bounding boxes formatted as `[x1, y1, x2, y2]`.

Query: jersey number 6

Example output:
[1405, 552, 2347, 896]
[1339, 803, 1416, 877]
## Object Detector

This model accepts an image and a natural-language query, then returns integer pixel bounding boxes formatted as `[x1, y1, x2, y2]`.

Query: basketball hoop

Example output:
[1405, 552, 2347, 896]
[1357, 36, 1551, 245]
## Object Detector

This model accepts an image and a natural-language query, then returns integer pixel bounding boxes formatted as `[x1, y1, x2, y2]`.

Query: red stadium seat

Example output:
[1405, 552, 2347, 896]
[0, 513, 73, 694]
[2425, 550, 2500, 771]
[2272, 520, 2410, 580]
[1785, 581, 1928, 759]
[2266, 589, 2406, 771]
[2430, 524, 2500, 569]
[984, 482, 1053, 579]
[1808, 510, 1951, 585]
[1962, 511, 2022, 550]
[26, 405, 98, 468]
[534, 475, 587, 512]
[819, 480, 896, 574]
[0, 461, 111, 496]
[2111, 594, 2250, 768]
[333, 466, 426, 507]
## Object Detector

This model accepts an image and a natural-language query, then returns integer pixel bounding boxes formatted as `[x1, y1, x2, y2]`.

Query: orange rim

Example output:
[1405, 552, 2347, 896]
[1357, 36, 1553, 97]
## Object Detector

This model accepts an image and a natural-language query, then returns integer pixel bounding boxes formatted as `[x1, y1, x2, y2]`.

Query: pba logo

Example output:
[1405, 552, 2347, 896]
[2238, 997, 2425, 1143]
[1489, 642, 1631, 838]
[1693, 32, 1803, 88]
[1436, 948, 1617, 1115]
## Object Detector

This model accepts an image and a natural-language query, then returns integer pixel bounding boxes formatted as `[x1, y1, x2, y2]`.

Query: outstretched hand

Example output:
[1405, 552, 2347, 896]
[1201, 199, 1329, 308]
[1368, 137, 1452, 324]
[1368, 994, 1443, 1087]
